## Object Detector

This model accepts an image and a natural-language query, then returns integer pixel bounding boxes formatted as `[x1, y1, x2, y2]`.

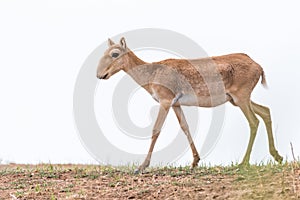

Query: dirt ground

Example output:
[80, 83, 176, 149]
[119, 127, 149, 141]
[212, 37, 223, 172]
[0, 163, 299, 199]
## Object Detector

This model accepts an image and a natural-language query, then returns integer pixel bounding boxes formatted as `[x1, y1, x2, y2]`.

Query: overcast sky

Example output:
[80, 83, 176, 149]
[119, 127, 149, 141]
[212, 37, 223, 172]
[0, 0, 299, 166]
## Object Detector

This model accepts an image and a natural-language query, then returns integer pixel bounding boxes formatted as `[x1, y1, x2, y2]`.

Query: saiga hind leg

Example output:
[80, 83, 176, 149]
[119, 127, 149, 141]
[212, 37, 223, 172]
[237, 101, 260, 166]
[251, 101, 283, 163]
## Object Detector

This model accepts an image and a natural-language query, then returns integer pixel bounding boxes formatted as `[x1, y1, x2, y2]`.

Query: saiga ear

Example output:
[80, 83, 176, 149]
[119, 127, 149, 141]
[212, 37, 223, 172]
[120, 37, 127, 49]
[108, 38, 115, 46]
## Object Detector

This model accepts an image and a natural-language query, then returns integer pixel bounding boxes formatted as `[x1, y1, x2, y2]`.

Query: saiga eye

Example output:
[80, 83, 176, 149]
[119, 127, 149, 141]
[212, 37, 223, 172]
[111, 52, 119, 58]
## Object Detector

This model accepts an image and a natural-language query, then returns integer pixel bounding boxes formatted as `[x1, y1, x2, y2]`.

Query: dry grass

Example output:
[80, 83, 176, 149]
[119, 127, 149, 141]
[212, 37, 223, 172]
[0, 162, 299, 199]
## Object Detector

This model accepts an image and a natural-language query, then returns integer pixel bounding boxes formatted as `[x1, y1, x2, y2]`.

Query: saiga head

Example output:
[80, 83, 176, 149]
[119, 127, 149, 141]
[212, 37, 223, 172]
[97, 37, 128, 79]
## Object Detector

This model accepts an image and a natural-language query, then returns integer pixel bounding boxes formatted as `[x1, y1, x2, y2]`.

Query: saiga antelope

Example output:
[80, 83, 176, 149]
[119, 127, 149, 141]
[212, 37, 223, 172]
[96, 37, 283, 173]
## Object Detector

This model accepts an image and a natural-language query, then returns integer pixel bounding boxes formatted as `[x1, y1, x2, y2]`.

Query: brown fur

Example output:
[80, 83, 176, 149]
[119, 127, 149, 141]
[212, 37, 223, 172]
[97, 38, 283, 172]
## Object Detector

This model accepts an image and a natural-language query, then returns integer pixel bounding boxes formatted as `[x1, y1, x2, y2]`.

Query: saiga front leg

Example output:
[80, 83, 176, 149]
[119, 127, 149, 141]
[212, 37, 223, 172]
[173, 106, 200, 168]
[135, 104, 170, 173]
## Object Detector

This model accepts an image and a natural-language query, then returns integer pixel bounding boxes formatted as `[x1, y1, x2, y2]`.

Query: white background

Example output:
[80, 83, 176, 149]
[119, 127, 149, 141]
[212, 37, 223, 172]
[0, 0, 299, 165]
